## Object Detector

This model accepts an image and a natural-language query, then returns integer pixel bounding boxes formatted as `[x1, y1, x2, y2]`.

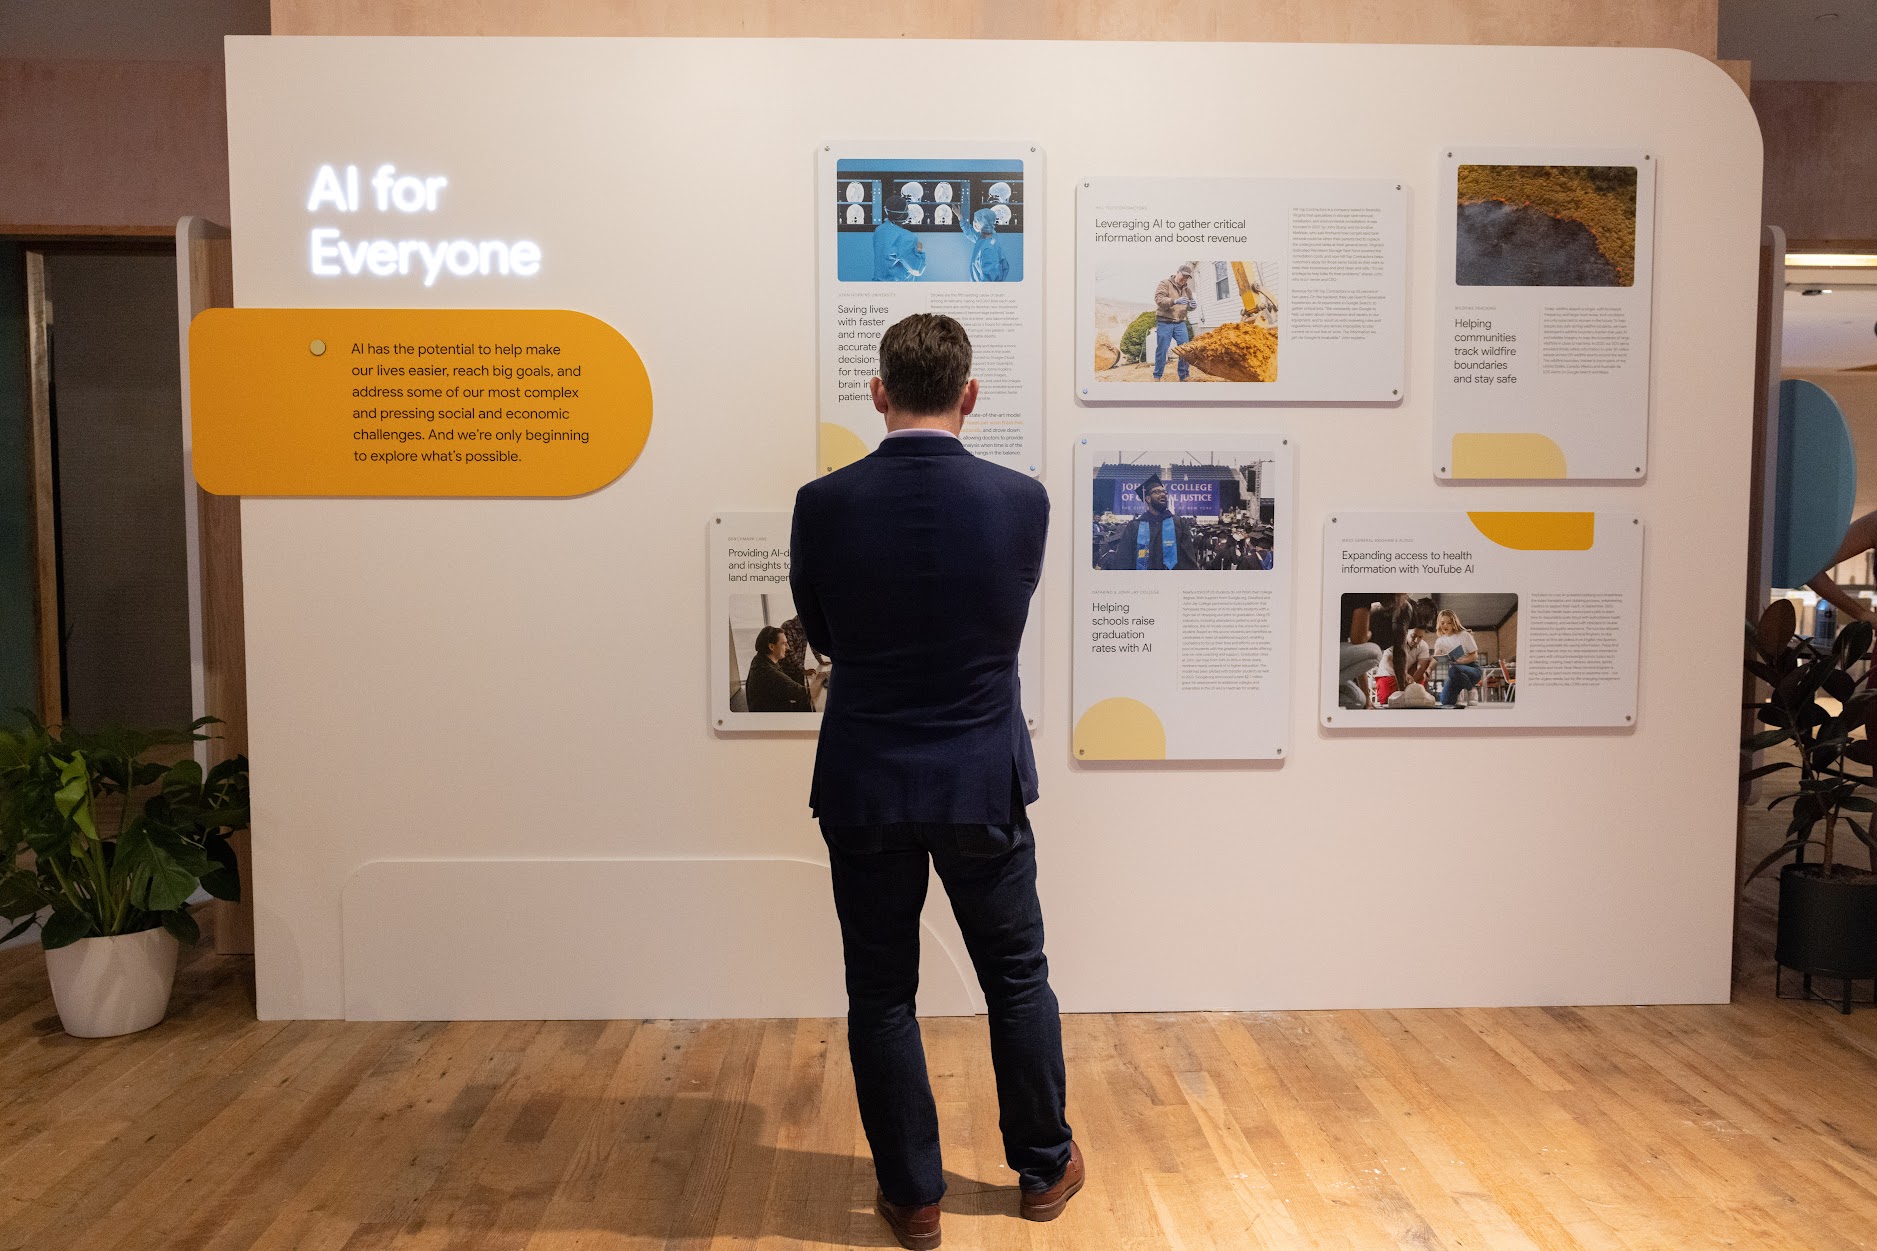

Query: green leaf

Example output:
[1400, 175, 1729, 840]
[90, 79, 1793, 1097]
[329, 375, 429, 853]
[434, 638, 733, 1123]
[0, 915, 37, 944]
[162, 757, 203, 799]
[1745, 728, 1792, 752]
[1841, 796, 1876, 813]
[0, 871, 48, 919]
[1742, 761, 1796, 782]
[1835, 619, 1874, 667]
[1757, 600, 1798, 656]
[158, 908, 199, 945]
[40, 908, 93, 950]
[52, 754, 95, 840]
[1825, 669, 1858, 702]
[114, 825, 206, 913]
[198, 835, 240, 902]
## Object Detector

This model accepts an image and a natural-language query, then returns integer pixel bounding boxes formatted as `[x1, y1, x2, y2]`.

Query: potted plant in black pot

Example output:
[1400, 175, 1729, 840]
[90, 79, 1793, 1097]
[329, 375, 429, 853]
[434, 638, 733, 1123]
[0, 714, 248, 1037]
[1743, 600, 1877, 1011]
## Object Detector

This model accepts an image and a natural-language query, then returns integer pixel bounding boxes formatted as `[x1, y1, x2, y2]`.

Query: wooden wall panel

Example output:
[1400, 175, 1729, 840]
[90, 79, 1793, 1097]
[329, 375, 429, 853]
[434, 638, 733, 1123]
[270, 0, 1720, 55]
[1753, 81, 1877, 247]
[178, 218, 253, 955]
[0, 60, 231, 232]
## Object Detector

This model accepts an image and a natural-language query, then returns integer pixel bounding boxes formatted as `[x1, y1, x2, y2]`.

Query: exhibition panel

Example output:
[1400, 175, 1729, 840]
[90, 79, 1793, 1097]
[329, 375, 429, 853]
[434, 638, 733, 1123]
[1076, 178, 1407, 402]
[221, 38, 1760, 1019]
[1433, 148, 1659, 479]
[708, 512, 1041, 733]
[1073, 435, 1293, 761]
[818, 142, 1043, 476]
[1321, 511, 1643, 727]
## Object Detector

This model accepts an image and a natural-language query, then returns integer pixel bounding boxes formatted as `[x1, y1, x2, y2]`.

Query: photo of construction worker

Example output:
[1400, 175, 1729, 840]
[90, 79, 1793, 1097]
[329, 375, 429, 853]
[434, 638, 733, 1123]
[1090, 453, 1276, 572]
[834, 158, 1025, 282]
[1091, 256, 1279, 383]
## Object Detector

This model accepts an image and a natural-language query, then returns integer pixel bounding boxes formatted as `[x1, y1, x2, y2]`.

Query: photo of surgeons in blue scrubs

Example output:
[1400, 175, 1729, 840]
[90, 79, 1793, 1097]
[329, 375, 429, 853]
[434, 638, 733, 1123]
[835, 159, 1025, 283]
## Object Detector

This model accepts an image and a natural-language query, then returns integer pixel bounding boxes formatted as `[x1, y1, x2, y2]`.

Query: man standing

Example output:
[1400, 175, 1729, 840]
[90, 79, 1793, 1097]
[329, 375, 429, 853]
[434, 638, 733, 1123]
[791, 314, 1081, 1249]
[872, 194, 929, 281]
[1152, 263, 1197, 381]
[1121, 475, 1201, 570]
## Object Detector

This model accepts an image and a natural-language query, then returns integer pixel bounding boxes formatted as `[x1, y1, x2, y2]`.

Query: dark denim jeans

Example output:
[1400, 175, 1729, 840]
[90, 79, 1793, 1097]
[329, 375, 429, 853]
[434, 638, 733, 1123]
[1153, 319, 1192, 380]
[821, 816, 1072, 1207]
[1441, 661, 1484, 706]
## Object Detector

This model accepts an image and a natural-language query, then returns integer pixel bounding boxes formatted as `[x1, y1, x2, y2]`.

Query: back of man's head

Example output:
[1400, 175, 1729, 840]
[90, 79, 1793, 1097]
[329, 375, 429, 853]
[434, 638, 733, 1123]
[878, 314, 972, 416]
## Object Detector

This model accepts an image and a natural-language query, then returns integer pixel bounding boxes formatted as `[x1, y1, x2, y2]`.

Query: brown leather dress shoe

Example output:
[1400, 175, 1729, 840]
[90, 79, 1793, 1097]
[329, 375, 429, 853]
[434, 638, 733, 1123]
[1020, 1140, 1085, 1222]
[874, 1192, 942, 1250]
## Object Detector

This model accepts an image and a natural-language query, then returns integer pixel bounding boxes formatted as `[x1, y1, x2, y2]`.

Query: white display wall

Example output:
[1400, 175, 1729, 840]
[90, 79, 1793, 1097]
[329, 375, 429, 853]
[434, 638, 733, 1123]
[222, 37, 1762, 1020]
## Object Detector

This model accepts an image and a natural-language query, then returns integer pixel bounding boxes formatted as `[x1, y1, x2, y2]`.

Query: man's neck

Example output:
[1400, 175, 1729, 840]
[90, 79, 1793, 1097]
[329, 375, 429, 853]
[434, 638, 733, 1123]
[1146, 505, 1171, 518]
[883, 413, 964, 436]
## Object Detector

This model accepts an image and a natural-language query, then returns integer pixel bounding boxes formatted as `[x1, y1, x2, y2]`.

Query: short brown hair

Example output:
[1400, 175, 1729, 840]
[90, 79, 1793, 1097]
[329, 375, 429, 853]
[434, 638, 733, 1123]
[878, 314, 972, 416]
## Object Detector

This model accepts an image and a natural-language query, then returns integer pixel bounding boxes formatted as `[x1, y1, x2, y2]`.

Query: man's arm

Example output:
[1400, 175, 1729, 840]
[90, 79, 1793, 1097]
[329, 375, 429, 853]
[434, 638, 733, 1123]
[789, 488, 835, 659]
[1806, 509, 1877, 624]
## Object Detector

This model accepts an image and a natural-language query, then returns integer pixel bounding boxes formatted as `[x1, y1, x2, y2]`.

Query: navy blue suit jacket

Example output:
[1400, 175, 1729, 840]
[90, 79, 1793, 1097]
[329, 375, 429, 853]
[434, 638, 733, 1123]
[790, 435, 1048, 826]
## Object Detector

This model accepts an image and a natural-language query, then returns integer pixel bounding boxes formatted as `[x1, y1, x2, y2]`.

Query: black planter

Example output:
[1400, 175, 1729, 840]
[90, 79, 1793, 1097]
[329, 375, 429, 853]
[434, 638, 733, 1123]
[1776, 863, 1877, 1010]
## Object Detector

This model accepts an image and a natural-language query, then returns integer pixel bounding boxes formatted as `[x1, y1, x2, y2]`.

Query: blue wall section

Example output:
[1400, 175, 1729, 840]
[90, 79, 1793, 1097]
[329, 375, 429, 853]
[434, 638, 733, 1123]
[1772, 378, 1858, 589]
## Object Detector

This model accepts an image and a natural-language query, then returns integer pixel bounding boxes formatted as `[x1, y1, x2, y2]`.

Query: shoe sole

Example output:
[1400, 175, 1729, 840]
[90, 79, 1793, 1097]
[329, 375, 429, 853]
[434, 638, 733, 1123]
[1020, 1174, 1084, 1222]
[874, 1200, 941, 1250]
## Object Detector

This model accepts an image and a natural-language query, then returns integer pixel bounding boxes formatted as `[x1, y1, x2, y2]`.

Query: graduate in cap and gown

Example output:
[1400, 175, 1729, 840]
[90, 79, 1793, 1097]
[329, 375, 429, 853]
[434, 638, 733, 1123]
[1119, 474, 1200, 571]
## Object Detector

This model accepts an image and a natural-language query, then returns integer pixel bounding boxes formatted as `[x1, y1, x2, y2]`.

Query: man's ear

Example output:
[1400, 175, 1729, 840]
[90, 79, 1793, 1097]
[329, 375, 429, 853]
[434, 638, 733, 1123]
[959, 378, 980, 419]
[869, 376, 890, 416]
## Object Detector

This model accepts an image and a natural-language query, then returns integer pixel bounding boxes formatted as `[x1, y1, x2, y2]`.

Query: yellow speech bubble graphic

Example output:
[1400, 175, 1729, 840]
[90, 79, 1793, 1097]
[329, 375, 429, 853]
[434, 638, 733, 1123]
[190, 308, 652, 497]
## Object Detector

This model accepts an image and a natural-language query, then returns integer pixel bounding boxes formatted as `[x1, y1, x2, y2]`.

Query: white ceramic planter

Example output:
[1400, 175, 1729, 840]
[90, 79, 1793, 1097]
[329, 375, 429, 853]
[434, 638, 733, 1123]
[43, 927, 179, 1038]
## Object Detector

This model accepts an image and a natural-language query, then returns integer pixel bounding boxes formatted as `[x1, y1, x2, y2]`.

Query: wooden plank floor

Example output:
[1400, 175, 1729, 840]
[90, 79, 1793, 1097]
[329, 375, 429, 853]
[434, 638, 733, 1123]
[2, 829, 1874, 1248]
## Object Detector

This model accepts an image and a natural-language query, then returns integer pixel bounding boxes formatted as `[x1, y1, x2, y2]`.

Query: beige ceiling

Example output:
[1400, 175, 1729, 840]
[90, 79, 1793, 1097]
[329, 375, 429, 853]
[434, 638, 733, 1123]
[0, 0, 268, 61]
[1721, 0, 1877, 81]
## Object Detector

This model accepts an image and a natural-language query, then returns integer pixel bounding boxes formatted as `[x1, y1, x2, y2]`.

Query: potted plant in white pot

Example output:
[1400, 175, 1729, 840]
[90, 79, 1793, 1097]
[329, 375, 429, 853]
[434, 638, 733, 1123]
[0, 715, 248, 1037]
[1743, 601, 1877, 1012]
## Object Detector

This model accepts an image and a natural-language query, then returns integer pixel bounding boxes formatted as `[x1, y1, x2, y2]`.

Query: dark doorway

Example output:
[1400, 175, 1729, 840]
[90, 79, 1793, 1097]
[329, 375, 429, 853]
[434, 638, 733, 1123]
[9, 241, 193, 730]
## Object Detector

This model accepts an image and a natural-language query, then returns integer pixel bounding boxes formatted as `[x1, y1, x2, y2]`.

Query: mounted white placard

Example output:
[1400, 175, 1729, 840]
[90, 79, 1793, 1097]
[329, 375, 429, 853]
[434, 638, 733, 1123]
[1076, 177, 1406, 403]
[1072, 435, 1293, 761]
[817, 143, 1043, 477]
[710, 511, 1041, 734]
[1434, 148, 1657, 480]
[1321, 511, 1643, 728]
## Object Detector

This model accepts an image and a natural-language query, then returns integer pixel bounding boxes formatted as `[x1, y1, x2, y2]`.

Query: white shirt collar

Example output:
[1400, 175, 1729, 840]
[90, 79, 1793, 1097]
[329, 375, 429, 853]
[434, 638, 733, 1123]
[882, 427, 960, 440]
